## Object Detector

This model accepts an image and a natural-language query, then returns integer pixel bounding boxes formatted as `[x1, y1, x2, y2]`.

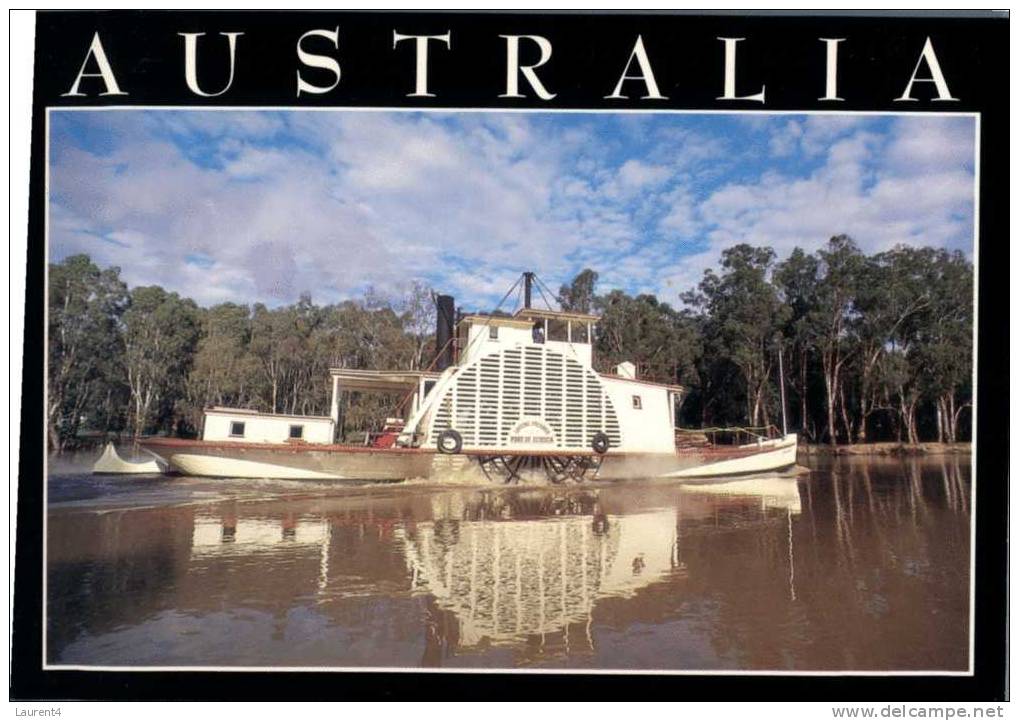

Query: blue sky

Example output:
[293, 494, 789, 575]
[49, 110, 976, 311]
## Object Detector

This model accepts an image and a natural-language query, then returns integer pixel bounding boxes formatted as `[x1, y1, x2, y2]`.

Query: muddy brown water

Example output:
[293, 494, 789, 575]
[44, 456, 971, 671]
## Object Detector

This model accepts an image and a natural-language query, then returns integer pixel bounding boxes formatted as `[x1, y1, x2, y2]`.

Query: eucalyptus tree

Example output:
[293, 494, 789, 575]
[594, 289, 699, 387]
[47, 254, 129, 451]
[305, 293, 422, 439]
[558, 268, 599, 314]
[914, 249, 973, 443]
[774, 247, 821, 440]
[247, 295, 325, 415]
[288, 292, 327, 415]
[184, 302, 256, 429]
[684, 244, 788, 428]
[852, 246, 935, 442]
[812, 235, 865, 444]
[396, 280, 437, 371]
[122, 286, 201, 438]
[248, 303, 290, 414]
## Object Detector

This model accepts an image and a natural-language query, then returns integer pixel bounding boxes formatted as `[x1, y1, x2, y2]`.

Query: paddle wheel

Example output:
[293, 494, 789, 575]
[475, 453, 602, 484]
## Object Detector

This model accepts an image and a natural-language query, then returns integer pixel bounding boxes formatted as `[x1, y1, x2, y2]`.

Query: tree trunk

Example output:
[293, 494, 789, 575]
[945, 393, 958, 443]
[48, 416, 62, 453]
[751, 378, 763, 427]
[133, 393, 144, 441]
[746, 375, 756, 427]
[824, 367, 838, 445]
[952, 400, 969, 443]
[839, 384, 853, 444]
[856, 388, 869, 444]
[900, 398, 919, 444]
[799, 349, 808, 438]
[102, 388, 113, 436]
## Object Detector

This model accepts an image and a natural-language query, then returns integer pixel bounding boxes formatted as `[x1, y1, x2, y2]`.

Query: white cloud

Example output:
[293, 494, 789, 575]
[48, 112, 975, 311]
[769, 119, 804, 156]
[649, 116, 975, 300]
[658, 187, 700, 238]
[617, 160, 672, 188]
[769, 115, 870, 157]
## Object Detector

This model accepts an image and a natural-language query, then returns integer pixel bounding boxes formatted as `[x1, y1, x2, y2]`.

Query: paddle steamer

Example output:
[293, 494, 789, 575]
[140, 273, 797, 482]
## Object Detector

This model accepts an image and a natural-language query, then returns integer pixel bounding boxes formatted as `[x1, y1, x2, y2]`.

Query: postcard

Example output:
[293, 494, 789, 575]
[10, 10, 1008, 702]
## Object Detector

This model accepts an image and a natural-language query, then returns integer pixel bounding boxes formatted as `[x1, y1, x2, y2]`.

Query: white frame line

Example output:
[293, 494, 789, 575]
[40, 105, 981, 677]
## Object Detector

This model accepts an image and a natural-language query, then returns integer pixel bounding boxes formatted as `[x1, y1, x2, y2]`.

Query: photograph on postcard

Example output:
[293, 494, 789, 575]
[43, 107, 976, 672]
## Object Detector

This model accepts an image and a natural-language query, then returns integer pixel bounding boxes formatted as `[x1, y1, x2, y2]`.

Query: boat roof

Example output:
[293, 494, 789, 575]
[458, 309, 601, 329]
[329, 368, 442, 393]
[204, 406, 333, 421]
[599, 373, 685, 394]
[457, 313, 534, 330]
[514, 308, 600, 323]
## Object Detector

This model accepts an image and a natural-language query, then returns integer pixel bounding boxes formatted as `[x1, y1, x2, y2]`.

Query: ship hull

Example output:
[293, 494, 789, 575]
[140, 434, 798, 482]
[140, 438, 436, 481]
[597, 434, 799, 480]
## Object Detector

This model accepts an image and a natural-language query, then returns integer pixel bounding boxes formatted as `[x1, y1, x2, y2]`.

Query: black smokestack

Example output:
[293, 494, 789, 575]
[435, 294, 455, 371]
[523, 272, 534, 309]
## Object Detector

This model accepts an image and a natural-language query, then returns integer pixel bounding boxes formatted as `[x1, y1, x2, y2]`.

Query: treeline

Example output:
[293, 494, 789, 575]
[47, 254, 435, 451]
[47, 235, 971, 451]
[563, 235, 972, 445]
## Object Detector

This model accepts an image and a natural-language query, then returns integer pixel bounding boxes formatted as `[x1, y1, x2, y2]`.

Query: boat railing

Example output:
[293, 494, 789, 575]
[676, 425, 782, 448]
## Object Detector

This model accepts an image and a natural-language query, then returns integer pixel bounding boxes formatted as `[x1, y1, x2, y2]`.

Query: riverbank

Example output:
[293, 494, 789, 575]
[800, 442, 971, 457]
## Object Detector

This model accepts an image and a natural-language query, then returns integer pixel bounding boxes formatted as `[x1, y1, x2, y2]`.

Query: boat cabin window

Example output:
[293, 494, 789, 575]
[632, 395, 643, 410]
[423, 380, 436, 397]
[547, 318, 568, 342]
[289, 424, 304, 439]
[489, 325, 499, 340]
[570, 322, 590, 344]
[532, 323, 545, 344]
[229, 421, 246, 437]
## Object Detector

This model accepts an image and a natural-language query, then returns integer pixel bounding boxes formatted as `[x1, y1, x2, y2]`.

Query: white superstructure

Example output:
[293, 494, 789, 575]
[397, 308, 683, 456]
[201, 407, 335, 445]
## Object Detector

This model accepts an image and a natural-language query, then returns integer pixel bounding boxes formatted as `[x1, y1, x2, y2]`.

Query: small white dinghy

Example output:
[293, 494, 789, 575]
[92, 442, 164, 475]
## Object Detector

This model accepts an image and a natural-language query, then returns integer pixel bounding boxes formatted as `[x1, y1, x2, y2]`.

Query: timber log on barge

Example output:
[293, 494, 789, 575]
[139, 273, 797, 482]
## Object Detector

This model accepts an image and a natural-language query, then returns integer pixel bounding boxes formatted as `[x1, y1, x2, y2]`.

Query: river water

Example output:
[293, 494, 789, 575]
[45, 456, 971, 672]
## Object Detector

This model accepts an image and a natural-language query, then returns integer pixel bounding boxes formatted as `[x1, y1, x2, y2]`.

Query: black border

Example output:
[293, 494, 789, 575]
[11, 10, 1008, 700]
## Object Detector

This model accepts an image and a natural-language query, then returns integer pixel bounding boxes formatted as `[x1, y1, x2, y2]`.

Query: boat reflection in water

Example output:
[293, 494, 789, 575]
[401, 477, 804, 659]
[46, 457, 970, 670]
[191, 516, 331, 552]
[177, 483, 797, 663]
[402, 502, 679, 650]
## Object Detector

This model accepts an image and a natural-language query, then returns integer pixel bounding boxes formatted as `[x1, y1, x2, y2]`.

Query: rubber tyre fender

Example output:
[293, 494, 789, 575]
[591, 432, 610, 455]
[437, 429, 463, 455]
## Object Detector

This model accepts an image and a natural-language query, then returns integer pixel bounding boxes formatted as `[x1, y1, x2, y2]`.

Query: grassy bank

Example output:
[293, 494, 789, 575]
[801, 442, 971, 457]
